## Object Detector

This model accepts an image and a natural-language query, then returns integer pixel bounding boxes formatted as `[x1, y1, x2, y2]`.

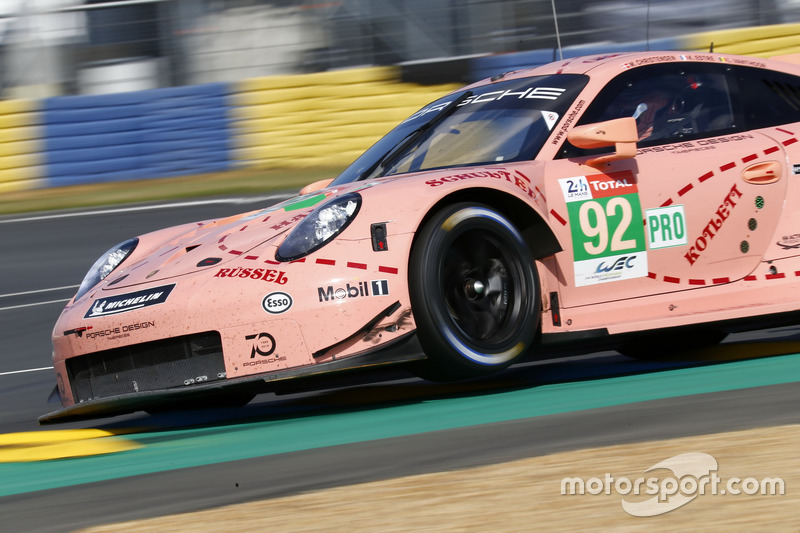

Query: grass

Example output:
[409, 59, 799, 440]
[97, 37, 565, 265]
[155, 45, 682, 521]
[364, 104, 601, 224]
[0, 167, 342, 215]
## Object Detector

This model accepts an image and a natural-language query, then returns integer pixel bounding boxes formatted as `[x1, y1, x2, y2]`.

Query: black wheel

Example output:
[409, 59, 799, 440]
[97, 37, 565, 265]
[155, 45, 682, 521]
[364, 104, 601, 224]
[409, 203, 541, 380]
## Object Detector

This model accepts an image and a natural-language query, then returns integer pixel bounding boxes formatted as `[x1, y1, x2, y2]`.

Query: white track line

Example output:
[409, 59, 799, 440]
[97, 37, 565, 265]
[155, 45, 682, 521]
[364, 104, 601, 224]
[0, 366, 53, 376]
[0, 285, 79, 299]
[0, 298, 72, 312]
[0, 193, 295, 225]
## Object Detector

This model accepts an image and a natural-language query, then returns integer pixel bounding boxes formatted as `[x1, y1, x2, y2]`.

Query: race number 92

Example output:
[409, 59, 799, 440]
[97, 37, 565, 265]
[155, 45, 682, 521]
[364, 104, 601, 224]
[578, 197, 636, 255]
[568, 194, 645, 262]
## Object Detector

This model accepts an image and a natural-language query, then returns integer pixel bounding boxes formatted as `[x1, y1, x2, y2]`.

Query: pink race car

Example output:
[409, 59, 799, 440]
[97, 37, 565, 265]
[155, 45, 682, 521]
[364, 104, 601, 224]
[42, 51, 800, 423]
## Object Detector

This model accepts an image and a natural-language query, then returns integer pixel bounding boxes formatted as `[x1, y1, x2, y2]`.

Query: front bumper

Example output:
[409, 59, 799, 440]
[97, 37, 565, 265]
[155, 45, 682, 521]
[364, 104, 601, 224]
[39, 331, 425, 424]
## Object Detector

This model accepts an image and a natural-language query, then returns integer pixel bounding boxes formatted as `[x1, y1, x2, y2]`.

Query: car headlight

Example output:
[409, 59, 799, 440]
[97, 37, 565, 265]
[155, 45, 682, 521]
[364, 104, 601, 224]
[276, 193, 361, 262]
[74, 238, 139, 301]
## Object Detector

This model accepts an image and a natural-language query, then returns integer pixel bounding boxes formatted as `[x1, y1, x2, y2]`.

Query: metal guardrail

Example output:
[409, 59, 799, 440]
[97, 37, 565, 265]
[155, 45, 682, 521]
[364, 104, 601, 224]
[2, 0, 799, 98]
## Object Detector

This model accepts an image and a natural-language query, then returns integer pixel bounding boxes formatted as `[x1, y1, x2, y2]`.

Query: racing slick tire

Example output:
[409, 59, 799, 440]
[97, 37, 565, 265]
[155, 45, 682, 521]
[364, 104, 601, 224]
[409, 203, 541, 380]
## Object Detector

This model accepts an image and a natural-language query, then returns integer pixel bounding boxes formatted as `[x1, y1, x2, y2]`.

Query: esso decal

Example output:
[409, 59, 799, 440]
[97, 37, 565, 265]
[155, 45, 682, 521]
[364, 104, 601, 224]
[262, 291, 293, 314]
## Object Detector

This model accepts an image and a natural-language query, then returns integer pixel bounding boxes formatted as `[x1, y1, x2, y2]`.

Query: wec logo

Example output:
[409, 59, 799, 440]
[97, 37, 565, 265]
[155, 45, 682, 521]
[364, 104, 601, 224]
[595, 256, 636, 273]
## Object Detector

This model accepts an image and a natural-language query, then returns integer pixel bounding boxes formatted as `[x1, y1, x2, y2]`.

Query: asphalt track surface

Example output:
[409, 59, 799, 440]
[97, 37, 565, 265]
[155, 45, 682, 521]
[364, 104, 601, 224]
[1, 194, 799, 532]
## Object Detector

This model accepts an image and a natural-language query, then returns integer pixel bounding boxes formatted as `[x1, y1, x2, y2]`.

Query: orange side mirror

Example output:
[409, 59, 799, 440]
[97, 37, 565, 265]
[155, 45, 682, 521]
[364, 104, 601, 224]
[567, 117, 638, 167]
[299, 178, 334, 195]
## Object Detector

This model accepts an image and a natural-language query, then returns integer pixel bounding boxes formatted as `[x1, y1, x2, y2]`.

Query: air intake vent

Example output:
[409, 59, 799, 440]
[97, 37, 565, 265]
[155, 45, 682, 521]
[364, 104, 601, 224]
[66, 332, 225, 402]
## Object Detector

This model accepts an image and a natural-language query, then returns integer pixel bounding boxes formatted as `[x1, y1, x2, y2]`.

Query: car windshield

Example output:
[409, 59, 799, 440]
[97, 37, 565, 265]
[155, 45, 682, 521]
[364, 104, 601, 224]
[332, 74, 588, 185]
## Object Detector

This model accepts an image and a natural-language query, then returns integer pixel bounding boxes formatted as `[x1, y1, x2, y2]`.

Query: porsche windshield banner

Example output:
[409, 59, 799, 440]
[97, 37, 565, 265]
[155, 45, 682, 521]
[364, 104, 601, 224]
[559, 171, 648, 287]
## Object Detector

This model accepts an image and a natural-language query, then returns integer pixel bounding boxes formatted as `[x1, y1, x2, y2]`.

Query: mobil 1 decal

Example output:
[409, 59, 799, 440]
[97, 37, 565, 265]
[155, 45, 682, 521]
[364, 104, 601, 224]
[559, 170, 647, 287]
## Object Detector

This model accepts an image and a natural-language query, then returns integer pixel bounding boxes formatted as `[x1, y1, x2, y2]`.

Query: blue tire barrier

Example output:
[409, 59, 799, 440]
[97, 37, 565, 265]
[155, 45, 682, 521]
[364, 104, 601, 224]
[42, 83, 232, 187]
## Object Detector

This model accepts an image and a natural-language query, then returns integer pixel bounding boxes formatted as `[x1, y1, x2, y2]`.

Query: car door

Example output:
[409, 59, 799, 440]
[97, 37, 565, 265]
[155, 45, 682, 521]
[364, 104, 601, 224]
[544, 61, 789, 308]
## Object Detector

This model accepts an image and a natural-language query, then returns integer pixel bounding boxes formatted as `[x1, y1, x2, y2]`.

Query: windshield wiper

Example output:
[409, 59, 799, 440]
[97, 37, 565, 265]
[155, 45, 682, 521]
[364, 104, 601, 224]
[358, 90, 473, 181]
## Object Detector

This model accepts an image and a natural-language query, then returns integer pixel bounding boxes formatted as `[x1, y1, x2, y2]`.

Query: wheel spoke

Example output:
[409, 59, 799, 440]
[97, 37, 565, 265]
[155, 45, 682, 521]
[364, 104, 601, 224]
[450, 302, 500, 340]
[442, 245, 472, 279]
[453, 306, 485, 338]
[468, 235, 492, 265]
[441, 234, 515, 341]
[484, 258, 510, 324]
[474, 308, 502, 339]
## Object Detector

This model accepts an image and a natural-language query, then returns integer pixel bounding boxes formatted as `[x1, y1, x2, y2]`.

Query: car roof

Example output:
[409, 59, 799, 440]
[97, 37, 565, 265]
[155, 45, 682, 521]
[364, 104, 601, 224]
[463, 51, 800, 89]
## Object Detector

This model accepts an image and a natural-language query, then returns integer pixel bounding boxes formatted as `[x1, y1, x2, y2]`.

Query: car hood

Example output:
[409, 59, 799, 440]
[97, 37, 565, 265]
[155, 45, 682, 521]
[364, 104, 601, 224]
[99, 191, 340, 291]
